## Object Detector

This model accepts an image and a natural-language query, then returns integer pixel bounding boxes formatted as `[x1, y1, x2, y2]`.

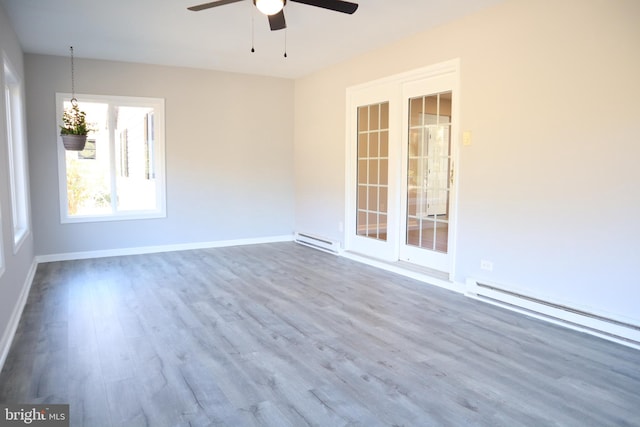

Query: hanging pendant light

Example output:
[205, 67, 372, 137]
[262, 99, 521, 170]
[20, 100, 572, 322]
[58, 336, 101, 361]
[254, 0, 284, 16]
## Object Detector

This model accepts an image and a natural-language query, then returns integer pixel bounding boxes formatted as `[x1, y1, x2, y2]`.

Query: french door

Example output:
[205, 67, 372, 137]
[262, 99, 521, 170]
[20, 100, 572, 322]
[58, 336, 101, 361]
[345, 82, 400, 261]
[399, 75, 457, 272]
[346, 61, 459, 276]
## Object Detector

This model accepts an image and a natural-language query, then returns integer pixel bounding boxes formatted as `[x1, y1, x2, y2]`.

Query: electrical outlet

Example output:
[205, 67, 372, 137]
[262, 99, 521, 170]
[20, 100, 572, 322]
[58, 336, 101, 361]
[480, 260, 493, 271]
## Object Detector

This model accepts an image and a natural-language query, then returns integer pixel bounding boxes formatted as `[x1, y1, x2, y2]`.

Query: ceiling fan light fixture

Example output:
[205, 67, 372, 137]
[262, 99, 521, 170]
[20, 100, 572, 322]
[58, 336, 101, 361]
[255, 0, 284, 16]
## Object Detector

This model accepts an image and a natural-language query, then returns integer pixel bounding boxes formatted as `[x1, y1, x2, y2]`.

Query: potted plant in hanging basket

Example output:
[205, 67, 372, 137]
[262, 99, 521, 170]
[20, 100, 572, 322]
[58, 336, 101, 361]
[60, 99, 90, 151]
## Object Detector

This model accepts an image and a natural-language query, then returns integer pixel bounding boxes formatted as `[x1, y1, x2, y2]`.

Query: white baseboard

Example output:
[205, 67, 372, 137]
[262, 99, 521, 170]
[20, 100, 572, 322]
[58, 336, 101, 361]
[337, 247, 640, 350]
[0, 259, 38, 374]
[294, 232, 341, 254]
[35, 234, 294, 263]
[466, 278, 640, 350]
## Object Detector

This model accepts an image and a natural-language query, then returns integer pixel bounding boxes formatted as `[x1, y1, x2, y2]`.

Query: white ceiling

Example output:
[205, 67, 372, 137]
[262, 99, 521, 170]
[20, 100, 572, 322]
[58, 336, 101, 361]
[1, 0, 505, 79]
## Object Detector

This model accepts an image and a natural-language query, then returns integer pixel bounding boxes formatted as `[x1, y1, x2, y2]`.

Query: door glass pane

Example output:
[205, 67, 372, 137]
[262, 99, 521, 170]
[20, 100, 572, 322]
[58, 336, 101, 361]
[356, 102, 389, 241]
[406, 92, 452, 253]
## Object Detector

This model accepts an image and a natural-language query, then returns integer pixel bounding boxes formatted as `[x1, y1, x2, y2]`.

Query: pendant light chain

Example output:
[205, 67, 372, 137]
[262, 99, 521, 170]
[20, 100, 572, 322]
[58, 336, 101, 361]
[69, 46, 78, 107]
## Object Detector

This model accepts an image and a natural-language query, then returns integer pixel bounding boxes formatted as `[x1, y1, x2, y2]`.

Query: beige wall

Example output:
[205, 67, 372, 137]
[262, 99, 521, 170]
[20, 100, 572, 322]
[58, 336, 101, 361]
[26, 55, 295, 255]
[294, 0, 640, 321]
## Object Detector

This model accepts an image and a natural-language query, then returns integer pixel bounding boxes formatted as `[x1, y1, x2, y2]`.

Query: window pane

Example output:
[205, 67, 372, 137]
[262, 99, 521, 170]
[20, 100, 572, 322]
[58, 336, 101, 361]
[379, 131, 388, 157]
[379, 186, 388, 213]
[357, 185, 367, 211]
[379, 159, 388, 185]
[367, 186, 378, 211]
[409, 97, 423, 127]
[357, 159, 367, 184]
[368, 159, 379, 184]
[368, 132, 379, 157]
[435, 220, 449, 253]
[358, 133, 368, 157]
[115, 107, 157, 211]
[380, 102, 389, 129]
[357, 210, 367, 236]
[358, 106, 368, 131]
[65, 101, 111, 216]
[369, 104, 379, 130]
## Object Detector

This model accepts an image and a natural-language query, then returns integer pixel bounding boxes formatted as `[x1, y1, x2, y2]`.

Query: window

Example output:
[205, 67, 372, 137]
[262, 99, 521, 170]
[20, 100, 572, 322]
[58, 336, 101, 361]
[4, 59, 30, 251]
[56, 93, 166, 222]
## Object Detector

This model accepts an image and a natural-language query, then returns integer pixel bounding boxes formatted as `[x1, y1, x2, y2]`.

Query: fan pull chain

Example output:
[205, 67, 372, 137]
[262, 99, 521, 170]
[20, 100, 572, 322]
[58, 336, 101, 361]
[283, 29, 287, 58]
[249, 5, 256, 53]
[250, 9, 255, 53]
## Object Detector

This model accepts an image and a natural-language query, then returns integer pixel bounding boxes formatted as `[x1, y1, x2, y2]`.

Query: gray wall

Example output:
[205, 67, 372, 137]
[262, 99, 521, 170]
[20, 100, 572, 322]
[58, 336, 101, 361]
[26, 55, 295, 255]
[294, 0, 640, 323]
[0, 2, 36, 363]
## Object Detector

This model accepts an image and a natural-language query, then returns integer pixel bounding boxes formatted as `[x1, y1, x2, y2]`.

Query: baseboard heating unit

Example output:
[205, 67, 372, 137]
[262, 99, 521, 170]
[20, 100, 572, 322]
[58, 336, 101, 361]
[466, 279, 640, 348]
[294, 232, 341, 254]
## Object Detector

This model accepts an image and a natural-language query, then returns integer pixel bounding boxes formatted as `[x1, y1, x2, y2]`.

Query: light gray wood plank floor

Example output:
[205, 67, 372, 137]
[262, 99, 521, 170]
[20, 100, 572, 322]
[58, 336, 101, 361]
[0, 242, 638, 426]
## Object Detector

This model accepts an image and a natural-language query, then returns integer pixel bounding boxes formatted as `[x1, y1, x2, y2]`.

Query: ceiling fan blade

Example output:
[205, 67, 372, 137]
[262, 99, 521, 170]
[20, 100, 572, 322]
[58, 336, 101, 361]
[188, 0, 244, 12]
[290, 0, 358, 14]
[268, 10, 287, 31]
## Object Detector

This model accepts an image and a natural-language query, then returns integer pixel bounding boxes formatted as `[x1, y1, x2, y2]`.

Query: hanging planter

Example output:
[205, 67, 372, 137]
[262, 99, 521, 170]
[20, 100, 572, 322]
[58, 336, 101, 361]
[59, 46, 89, 151]
[60, 100, 89, 151]
[61, 134, 88, 151]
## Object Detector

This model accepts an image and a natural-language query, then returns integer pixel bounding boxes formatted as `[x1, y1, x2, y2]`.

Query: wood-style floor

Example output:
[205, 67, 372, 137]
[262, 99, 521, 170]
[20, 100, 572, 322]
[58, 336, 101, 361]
[0, 242, 638, 426]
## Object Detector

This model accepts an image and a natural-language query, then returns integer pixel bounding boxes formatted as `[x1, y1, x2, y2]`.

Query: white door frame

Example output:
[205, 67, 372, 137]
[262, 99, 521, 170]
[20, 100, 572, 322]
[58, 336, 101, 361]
[345, 59, 461, 278]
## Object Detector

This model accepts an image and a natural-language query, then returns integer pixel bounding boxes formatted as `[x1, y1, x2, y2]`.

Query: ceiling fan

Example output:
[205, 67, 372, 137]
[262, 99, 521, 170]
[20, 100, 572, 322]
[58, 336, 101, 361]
[188, 0, 359, 31]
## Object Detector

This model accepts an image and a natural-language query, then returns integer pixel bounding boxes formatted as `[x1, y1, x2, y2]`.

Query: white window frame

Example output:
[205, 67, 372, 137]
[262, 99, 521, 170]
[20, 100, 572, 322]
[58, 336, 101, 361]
[56, 93, 166, 223]
[4, 56, 31, 252]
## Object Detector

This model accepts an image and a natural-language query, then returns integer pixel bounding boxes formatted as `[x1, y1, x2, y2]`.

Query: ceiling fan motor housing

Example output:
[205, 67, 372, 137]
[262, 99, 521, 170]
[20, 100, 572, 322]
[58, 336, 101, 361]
[254, 0, 287, 16]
